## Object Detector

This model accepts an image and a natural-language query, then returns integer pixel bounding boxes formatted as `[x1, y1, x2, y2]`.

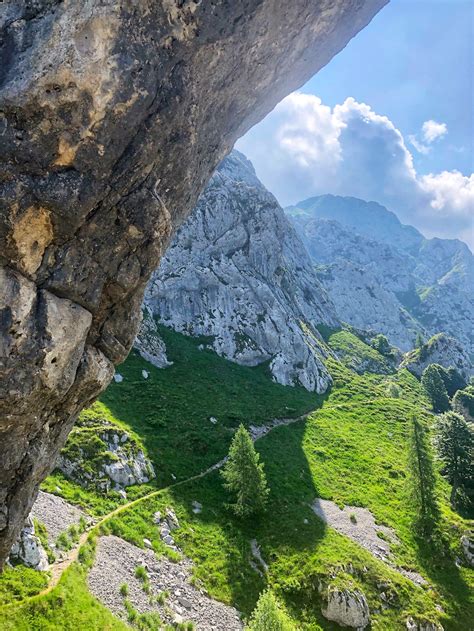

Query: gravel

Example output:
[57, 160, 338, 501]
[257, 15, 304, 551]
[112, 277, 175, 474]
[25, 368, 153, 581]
[312, 498, 426, 586]
[30, 491, 92, 545]
[88, 535, 243, 630]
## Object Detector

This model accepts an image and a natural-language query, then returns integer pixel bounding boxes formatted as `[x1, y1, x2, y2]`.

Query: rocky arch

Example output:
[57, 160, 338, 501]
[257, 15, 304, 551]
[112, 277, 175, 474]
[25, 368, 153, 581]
[0, 0, 387, 567]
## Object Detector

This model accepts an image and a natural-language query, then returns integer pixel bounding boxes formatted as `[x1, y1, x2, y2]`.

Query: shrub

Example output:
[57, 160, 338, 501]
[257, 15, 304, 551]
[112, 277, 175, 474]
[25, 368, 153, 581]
[246, 589, 295, 630]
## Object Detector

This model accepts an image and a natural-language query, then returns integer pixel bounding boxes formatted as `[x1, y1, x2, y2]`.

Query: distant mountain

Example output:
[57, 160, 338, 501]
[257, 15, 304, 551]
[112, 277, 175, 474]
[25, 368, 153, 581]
[142, 151, 338, 393]
[286, 195, 474, 358]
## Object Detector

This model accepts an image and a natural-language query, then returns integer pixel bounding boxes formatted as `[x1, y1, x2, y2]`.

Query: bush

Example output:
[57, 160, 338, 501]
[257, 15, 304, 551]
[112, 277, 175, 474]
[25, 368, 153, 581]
[246, 590, 295, 630]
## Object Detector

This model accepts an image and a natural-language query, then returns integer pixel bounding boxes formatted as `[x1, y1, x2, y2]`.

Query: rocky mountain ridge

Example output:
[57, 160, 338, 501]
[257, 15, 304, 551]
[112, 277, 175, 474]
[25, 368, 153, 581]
[287, 195, 474, 359]
[142, 151, 338, 393]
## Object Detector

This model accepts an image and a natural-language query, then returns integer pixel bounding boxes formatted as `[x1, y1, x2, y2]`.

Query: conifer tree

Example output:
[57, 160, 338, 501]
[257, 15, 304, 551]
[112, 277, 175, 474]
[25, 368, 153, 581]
[435, 411, 474, 508]
[408, 415, 439, 534]
[247, 590, 295, 631]
[421, 364, 450, 413]
[415, 332, 424, 349]
[221, 424, 269, 517]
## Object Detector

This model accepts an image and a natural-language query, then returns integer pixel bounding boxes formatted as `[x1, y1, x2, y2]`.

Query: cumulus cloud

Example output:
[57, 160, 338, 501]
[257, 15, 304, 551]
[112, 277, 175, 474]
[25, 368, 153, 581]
[422, 119, 448, 143]
[237, 93, 473, 247]
[409, 119, 448, 154]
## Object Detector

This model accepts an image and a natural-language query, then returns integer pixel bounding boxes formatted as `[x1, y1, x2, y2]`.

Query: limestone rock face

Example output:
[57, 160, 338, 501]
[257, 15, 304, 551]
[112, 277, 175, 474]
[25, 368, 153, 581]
[9, 516, 49, 572]
[322, 586, 370, 629]
[400, 333, 472, 381]
[134, 309, 172, 369]
[0, 0, 387, 566]
[144, 151, 338, 392]
[287, 196, 474, 356]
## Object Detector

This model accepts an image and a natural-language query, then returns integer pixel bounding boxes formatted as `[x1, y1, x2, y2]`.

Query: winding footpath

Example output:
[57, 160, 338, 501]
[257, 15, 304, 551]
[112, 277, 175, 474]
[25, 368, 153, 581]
[6, 395, 425, 607]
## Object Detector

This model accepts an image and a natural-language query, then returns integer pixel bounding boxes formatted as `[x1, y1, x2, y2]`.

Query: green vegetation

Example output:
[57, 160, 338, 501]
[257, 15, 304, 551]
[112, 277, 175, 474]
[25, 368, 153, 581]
[2, 325, 472, 630]
[327, 329, 394, 374]
[247, 590, 295, 630]
[100, 325, 321, 489]
[370, 333, 392, 357]
[453, 385, 474, 420]
[435, 411, 474, 513]
[221, 425, 269, 518]
[0, 567, 48, 607]
[422, 364, 450, 413]
[407, 415, 439, 535]
[1, 565, 130, 631]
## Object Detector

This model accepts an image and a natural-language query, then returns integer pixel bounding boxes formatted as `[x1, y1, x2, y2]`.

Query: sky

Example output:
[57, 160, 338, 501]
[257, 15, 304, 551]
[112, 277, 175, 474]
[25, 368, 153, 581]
[237, 0, 473, 248]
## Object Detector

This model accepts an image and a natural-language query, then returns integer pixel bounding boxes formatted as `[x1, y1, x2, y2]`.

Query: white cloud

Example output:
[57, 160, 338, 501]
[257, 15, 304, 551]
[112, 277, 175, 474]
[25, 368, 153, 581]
[422, 119, 448, 143]
[237, 93, 473, 247]
[409, 119, 448, 154]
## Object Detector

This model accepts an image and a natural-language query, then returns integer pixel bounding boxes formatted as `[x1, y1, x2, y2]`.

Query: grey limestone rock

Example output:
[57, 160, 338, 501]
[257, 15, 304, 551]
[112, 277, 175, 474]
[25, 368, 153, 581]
[144, 151, 338, 392]
[0, 0, 387, 565]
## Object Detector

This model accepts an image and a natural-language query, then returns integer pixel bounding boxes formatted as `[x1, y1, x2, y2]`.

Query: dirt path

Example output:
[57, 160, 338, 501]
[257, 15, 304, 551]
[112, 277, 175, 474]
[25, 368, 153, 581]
[8, 397, 418, 604]
[17, 411, 310, 602]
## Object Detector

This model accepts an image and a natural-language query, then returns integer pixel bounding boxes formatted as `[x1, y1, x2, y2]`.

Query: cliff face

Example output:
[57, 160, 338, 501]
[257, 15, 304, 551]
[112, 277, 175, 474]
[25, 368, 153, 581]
[287, 196, 474, 356]
[144, 151, 338, 393]
[0, 1, 387, 565]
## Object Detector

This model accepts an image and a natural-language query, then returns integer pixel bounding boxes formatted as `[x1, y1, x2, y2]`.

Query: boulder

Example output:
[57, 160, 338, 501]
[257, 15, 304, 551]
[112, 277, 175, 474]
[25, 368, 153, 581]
[322, 586, 370, 629]
[9, 517, 49, 572]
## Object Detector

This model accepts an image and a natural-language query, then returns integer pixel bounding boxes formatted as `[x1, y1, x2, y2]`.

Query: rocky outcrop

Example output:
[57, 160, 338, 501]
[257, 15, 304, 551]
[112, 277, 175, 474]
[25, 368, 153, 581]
[405, 617, 444, 631]
[461, 533, 474, 567]
[0, 1, 387, 565]
[400, 334, 472, 381]
[287, 196, 474, 356]
[321, 586, 370, 629]
[143, 151, 338, 392]
[8, 516, 49, 572]
[57, 406, 155, 492]
[134, 309, 172, 369]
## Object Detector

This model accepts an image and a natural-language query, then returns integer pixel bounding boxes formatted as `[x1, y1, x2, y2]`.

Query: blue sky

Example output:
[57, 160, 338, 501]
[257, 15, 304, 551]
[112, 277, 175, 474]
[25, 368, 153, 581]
[237, 0, 473, 247]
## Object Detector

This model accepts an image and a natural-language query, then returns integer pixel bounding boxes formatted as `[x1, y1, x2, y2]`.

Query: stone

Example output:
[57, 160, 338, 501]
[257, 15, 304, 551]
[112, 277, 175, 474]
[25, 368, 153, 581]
[113, 374, 124, 383]
[166, 508, 180, 530]
[192, 501, 202, 514]
[143, 538, 153, 549]
[406, 616, 444, 631]
[9, 517, 49, 572]
[209, 417, 218, 425]
[141, 370, 149, 379]
[0, 0, 387, 567]
[179, 596, 192, 609]
[461, 534, 474, 567]
[153, 512, 162, 525]
[321, 586, 370, 629]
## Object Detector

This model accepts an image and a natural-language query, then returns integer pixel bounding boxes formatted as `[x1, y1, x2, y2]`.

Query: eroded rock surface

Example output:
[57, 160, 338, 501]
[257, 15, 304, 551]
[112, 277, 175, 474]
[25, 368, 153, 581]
[321, 586, 370, 629]
[0, 0, 387, 566]
[144, 151, 338, 392]
[287, 195, 474, 355]
[8, 516, 49, 572]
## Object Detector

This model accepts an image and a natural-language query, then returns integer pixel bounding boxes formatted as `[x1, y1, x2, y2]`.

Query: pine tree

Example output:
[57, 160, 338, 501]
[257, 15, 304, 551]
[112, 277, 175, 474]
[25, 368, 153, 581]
[408, 415, 439, 534]
[415, 332, 424, 349]
[421, 364, 450, 413]
[371, 334, 391, 356]
[221, 424, 269, 518]
[247, 590, 295, 631]
[435, 411, 474, 508]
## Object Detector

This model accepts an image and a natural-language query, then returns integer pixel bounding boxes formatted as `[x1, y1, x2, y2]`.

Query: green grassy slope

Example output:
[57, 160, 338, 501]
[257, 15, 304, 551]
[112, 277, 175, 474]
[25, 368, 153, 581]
[2, 326, 472, 630]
